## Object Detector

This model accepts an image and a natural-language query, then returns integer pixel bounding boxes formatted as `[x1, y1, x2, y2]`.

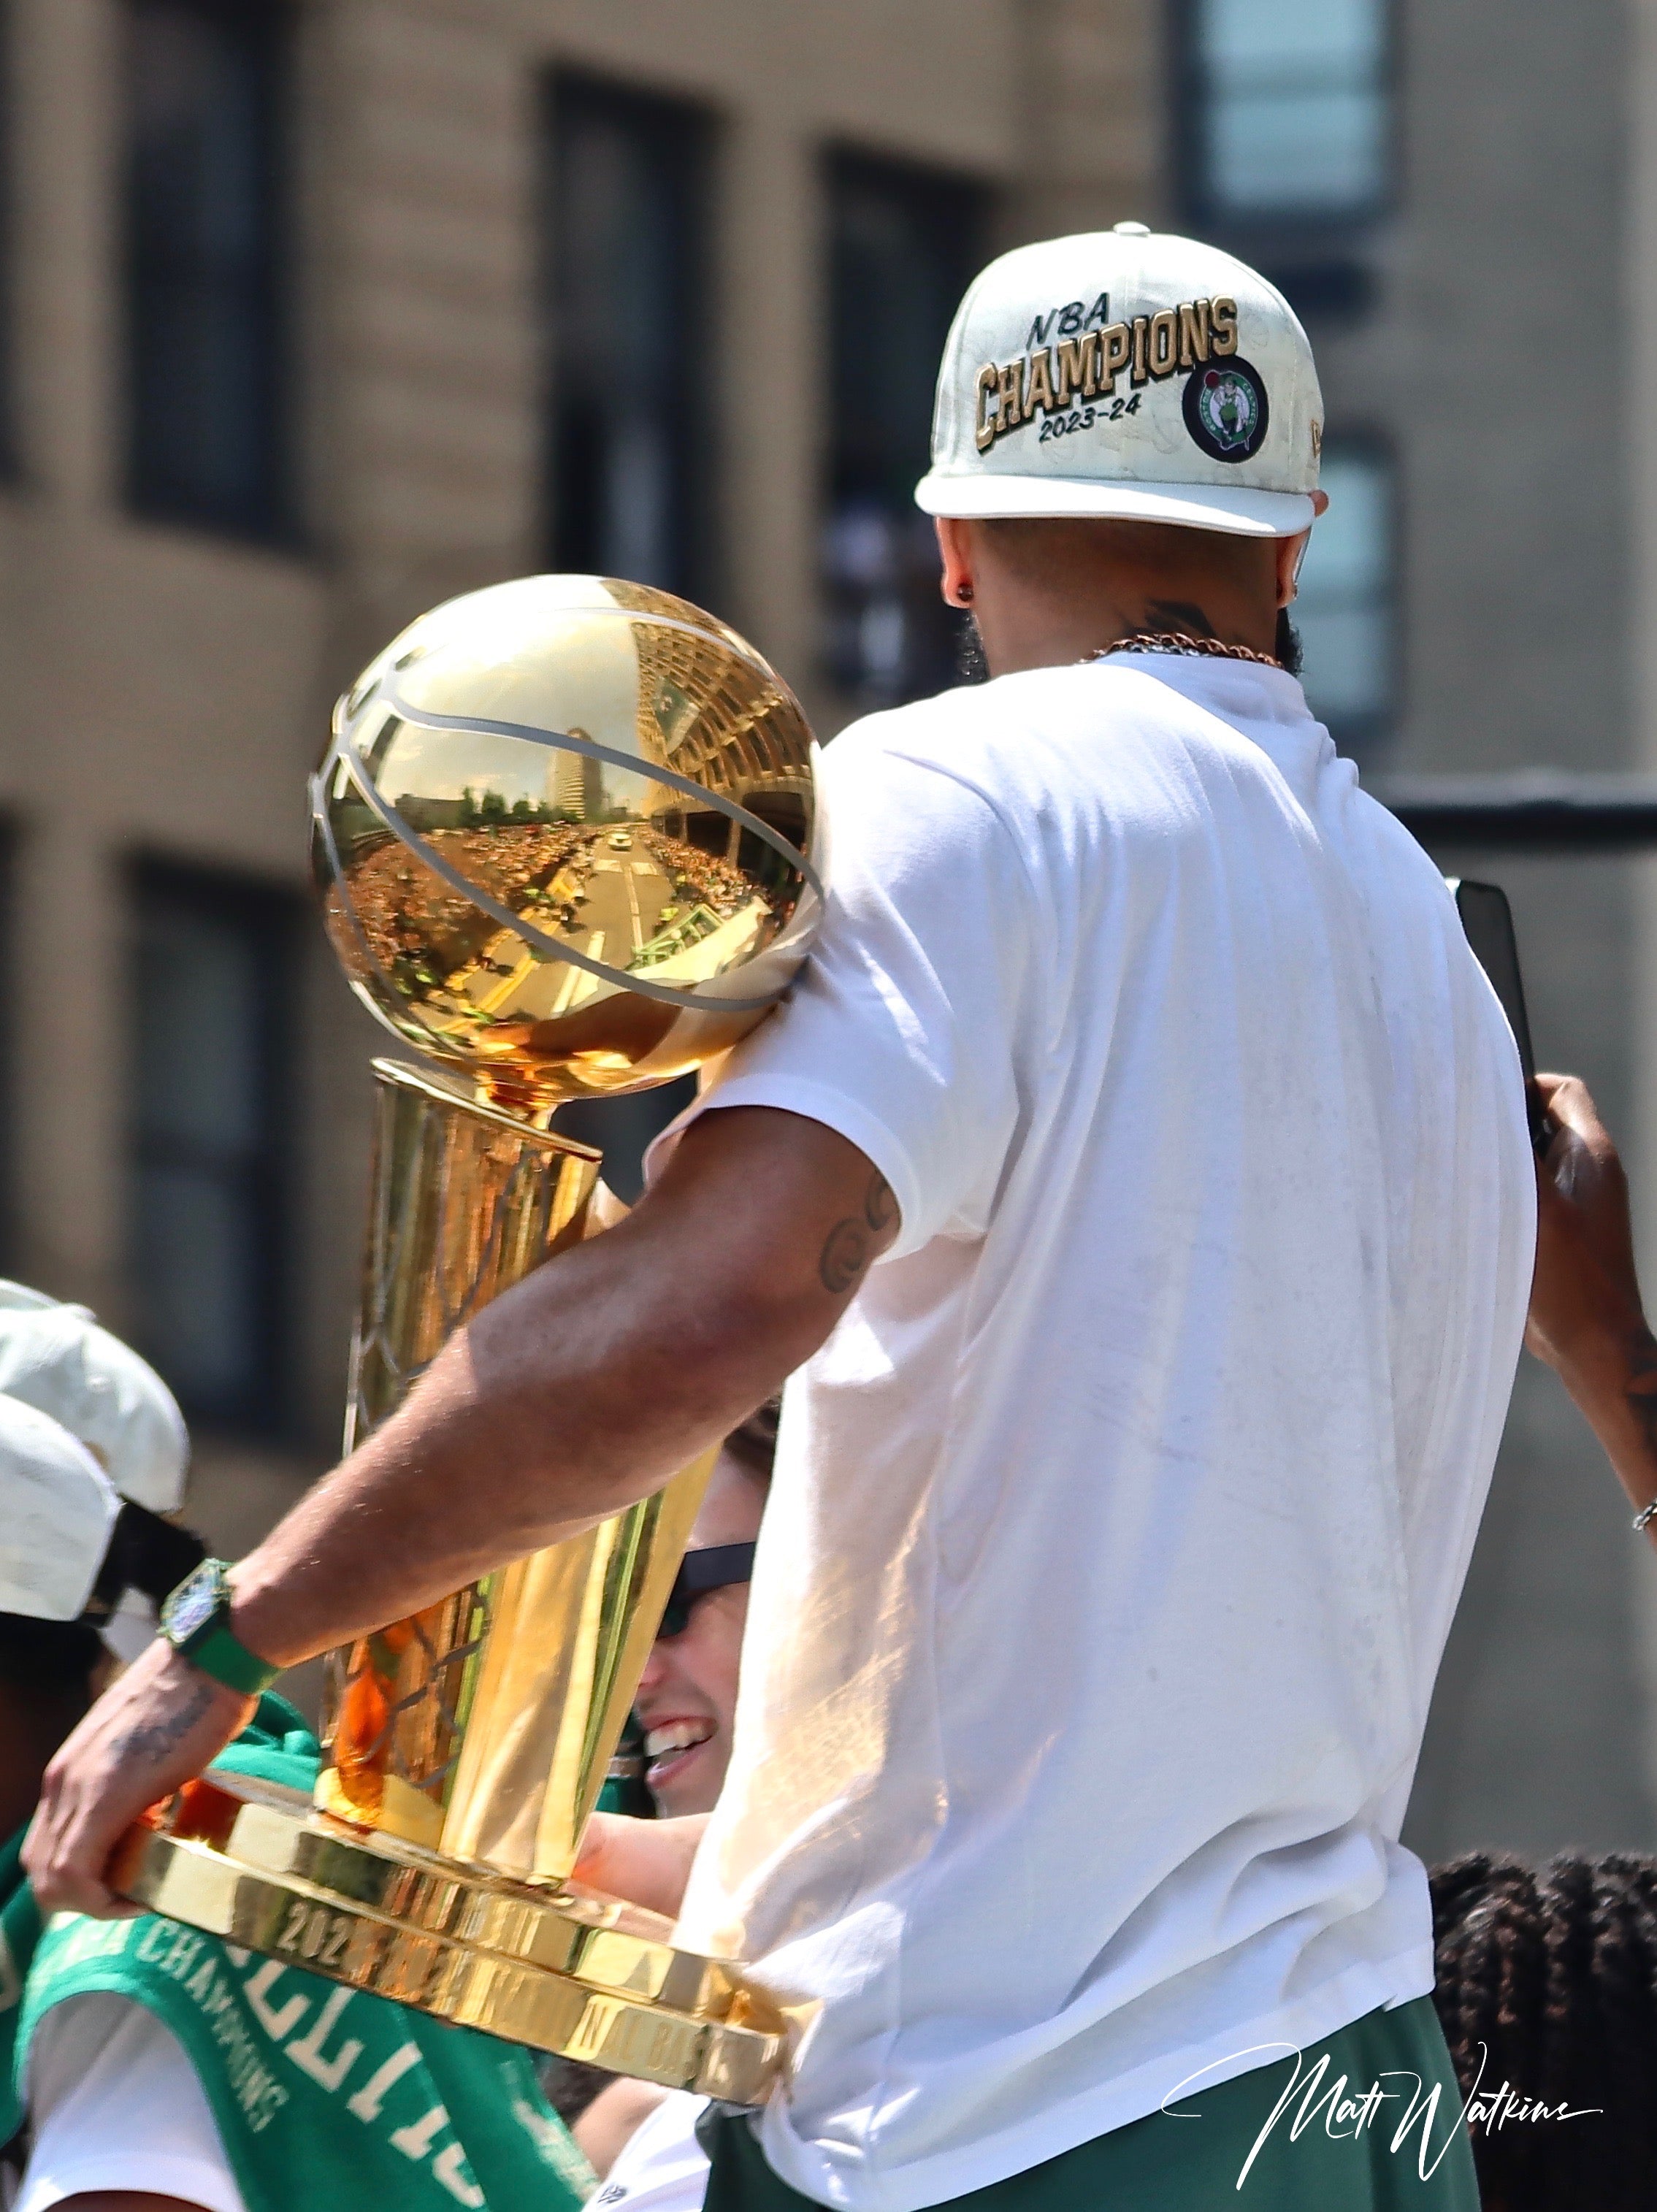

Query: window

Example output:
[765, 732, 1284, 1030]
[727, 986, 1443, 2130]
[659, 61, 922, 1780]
[1296, 444, 1395, 743]
[824, 153, 988, 706]
[130, 864, 296, 1431]
[123, 0, 294, 538]
[1182, 0, 1390, 229]
[546, 76, 713, 597]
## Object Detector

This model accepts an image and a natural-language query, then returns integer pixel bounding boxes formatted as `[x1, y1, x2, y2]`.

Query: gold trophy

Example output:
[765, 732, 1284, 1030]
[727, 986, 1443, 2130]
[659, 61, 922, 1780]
[111, 576, 821, 2102]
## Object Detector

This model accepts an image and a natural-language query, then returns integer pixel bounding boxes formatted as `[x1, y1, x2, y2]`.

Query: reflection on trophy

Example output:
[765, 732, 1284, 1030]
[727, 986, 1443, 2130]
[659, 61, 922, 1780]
[110, 575, 822, 2102]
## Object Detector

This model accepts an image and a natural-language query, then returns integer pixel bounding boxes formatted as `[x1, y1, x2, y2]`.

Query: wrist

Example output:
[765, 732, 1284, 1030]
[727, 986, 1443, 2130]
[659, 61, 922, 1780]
[1547, 1302, 1656, 1402]
[160, 1560, 281, 1696]
[1553, 1339, 1657, 1507]
[223, 1557, 310, 1674]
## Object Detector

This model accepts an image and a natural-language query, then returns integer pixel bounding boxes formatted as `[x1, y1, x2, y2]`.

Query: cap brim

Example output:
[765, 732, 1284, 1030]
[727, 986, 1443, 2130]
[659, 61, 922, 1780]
[914, 471, 1315, 540]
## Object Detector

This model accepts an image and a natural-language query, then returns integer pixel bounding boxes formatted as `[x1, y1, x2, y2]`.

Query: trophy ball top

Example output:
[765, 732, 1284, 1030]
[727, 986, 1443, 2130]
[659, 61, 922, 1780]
[311, 576, 822, 1111]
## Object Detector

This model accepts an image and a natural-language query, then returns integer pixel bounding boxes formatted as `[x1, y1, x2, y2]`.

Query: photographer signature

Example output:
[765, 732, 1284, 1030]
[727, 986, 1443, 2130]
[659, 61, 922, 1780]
[1162, 2039, 1601, 2188]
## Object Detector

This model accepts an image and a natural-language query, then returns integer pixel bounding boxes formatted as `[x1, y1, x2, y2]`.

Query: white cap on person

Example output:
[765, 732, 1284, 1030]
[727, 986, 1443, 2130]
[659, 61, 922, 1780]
[915, 223, 1323, 539]
[0, 1280, 188, 1515]
[0, 1393, 120, 1623]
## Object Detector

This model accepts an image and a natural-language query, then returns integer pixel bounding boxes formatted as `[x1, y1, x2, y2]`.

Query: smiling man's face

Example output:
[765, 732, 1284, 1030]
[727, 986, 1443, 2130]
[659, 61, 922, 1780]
[634, 1450, 765, 1815]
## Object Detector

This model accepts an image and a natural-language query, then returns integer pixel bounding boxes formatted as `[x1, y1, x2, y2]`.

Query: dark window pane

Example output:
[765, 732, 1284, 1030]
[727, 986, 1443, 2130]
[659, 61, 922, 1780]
[134, 1163, 258, 1407]
[1297, 445, 1394, 741]
[1188, 0, 1388, 223]
[130, 867, 294, 1429]
[824, 153, 987, 708]
[124, 0, 291, 537]
[135, 904, 263, 1150]
[546, 77, 711, 597]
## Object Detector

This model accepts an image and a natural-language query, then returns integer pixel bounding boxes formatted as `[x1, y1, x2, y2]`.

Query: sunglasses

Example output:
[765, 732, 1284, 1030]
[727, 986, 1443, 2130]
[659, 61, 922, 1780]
[657, 1542, 757, 1639]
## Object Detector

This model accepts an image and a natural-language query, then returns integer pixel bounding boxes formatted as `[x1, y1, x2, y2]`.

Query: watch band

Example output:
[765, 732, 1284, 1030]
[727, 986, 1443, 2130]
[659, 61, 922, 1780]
[161, 1558, 281, 1696]
[179, 1619, 280, 1696]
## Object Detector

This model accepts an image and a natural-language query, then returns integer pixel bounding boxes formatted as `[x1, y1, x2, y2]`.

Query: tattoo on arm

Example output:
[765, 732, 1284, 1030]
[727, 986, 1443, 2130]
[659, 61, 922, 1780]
[864, 1171, 898, 1233]
[111, 1679, 215, 1767]
[819, 1219, 871, 1295]
[818, 1173, 898, 1295]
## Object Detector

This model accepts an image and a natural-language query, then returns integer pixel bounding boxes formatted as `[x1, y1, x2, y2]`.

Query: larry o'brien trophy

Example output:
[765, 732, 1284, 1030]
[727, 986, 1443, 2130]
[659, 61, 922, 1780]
[110, 575, 822, 2103]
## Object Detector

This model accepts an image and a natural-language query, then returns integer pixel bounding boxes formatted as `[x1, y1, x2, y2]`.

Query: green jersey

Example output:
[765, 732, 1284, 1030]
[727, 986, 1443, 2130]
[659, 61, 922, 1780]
[1, 1696, 594, 2212]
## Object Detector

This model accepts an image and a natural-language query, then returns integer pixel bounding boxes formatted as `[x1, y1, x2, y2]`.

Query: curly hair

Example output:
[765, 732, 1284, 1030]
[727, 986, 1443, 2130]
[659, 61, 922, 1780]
[1430, 1851, 1657, 2210]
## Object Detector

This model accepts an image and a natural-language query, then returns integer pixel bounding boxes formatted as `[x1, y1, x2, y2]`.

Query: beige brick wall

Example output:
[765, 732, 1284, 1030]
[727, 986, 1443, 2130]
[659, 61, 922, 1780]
[1008, 0, 1166, 246]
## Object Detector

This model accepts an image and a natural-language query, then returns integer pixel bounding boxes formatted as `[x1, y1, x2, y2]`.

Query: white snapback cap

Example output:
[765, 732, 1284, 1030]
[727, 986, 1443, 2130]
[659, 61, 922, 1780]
[0, 1392, 120, 1623]
[916, 223, 1323, 539]
[0, 1280, 189, 1514]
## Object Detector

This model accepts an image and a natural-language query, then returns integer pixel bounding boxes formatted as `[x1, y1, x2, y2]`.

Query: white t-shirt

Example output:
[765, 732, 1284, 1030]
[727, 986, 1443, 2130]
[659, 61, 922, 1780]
[594, 2091, 710, 2212]
[658, 656, 1534, 2212]
[18, 1991, 245, 2211]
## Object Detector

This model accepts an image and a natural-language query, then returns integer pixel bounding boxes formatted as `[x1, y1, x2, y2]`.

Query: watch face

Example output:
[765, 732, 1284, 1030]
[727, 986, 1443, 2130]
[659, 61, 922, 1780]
[165, 1564, 222, 1643]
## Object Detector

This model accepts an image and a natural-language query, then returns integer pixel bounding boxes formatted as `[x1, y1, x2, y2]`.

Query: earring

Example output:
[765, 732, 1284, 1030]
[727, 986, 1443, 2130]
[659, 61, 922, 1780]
[957, 582, 974, 605]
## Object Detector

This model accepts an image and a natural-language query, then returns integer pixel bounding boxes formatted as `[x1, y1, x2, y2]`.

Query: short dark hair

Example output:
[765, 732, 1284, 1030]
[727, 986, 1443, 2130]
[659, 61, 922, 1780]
[1431, 1850, 1657, 2210]
[722, 1396, 780, 1485]
[978, 514, 1277, 589]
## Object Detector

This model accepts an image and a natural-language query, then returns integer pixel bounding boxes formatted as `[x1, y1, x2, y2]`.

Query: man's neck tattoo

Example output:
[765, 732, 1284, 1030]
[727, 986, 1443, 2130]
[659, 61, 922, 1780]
[1144, 599, 1221, 640]
[1081, 597, 1285, 671]
[1084, 632, 1284, 670]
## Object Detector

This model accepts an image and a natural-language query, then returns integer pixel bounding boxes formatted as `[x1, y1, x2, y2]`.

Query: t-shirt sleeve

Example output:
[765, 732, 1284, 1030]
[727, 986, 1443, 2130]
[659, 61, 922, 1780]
[651, 720, 1038, 1259]
[18, 1992, 246, 2212]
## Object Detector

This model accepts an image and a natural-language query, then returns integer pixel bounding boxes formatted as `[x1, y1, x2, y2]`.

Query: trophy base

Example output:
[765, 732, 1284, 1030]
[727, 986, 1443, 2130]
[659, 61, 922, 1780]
[110, 1773, 787, 2105]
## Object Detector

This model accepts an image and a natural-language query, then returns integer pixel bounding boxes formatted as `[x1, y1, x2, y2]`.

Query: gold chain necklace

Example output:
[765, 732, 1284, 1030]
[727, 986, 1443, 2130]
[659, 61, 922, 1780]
[1082, 631, 1282, 669]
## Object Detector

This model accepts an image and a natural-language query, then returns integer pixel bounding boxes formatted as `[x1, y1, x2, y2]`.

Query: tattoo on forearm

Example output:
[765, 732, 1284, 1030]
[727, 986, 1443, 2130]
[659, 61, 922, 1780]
[111, 1680, 214, 1767]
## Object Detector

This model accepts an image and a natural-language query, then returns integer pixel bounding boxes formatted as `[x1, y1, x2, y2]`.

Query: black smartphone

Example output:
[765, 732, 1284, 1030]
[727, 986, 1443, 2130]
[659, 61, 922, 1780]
[1449, 878, 1550, 1152]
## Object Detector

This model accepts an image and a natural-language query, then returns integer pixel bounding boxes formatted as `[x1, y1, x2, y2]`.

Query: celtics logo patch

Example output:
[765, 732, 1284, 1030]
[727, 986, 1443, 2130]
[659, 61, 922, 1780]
[1182, 356, 1270, 464]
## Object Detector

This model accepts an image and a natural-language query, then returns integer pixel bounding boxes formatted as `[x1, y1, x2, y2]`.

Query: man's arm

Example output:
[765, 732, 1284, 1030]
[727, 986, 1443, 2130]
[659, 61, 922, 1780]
[26, 1105, 898, 1913]
[1526, 1071, 1657, 1521]
[572, 2078, 671, 2181]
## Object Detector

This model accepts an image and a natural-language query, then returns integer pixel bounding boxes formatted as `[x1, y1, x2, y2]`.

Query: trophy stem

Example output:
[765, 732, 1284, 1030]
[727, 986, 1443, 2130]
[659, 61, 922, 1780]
[315, 1059, 713, 1875]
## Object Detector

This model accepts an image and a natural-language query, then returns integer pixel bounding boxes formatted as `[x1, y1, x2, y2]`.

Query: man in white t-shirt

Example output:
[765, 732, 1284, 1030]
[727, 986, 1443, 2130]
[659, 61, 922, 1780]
[34, 229, 1545, 2208]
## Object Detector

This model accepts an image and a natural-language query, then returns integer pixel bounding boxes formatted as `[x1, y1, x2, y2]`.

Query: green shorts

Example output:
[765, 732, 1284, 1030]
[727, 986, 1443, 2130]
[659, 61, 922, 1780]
[702, 1996, 1479, 2211]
